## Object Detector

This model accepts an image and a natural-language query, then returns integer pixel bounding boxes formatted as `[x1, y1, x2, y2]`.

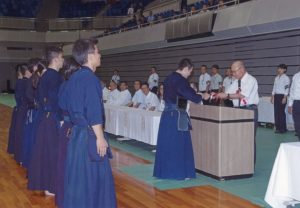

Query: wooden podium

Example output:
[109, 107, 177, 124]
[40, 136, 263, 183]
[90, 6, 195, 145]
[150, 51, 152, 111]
[190, 103, 254, 180]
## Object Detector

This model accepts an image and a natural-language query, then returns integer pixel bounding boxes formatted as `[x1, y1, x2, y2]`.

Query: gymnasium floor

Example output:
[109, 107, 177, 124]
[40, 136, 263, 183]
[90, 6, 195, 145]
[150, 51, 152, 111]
[0, 93, 299, 208]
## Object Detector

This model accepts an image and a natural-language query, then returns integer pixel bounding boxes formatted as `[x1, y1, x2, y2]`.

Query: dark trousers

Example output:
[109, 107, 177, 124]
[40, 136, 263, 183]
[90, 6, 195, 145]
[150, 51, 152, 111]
[274, 94, 287, 132]
[293, 100, 300, 141]
[240, 105, 258, 165]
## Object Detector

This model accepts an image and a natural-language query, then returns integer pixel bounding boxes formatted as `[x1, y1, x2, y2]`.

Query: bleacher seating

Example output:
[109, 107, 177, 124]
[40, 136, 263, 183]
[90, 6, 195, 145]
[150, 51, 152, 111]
[59, 0, 106, 18]
[0, 0, 41, 18]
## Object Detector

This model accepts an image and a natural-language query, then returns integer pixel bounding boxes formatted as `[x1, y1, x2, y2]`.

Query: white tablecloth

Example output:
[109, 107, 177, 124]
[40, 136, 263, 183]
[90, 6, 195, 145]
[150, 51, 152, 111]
[258, 97, 294, 130]
[265, 142, 300, 208]
[104, 104, 161, 145]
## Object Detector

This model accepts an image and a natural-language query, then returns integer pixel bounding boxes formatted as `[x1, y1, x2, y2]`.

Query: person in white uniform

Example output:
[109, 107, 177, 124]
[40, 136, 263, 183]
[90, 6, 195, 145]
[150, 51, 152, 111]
[106, 80, 120, 105]
[101, 80, 110, 103]
[216, 60, 259, 164]
[111, 69, 120, 84]
[148, 66, 159, 94]
[118, 81, 132, 106]
[140, 83, 159, 111]
[198, 65, 211, 105]
[288, 70, 300, 140]
[130, 80, 145, 108]
[271, 64, 290, 134]
[222, 68, 235, 107]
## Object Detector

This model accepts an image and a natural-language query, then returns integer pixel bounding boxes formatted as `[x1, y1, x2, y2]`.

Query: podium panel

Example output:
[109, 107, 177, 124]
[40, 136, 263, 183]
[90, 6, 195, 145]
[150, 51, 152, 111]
[190, 104, 254, 180]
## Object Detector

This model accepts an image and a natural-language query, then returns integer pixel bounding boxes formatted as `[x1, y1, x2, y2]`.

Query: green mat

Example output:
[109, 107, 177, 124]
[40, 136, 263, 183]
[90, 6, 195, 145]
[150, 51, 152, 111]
[108, 129, 300, 208]
[0, 94, 16, 107]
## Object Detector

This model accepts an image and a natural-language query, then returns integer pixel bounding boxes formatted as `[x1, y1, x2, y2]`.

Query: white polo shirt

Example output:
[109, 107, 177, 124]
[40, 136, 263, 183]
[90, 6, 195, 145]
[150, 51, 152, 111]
[288, 71, 300, 106]
[198, 73, 211, 92]
[227, 72, 259, 107]
[272, 74, 290, 95]
[132, 89, 145, 106]
[106, 89, 120, 105]
[210, 73, 223, 91]
[117, 89, 132, 106]
[148, 73, 159, 90]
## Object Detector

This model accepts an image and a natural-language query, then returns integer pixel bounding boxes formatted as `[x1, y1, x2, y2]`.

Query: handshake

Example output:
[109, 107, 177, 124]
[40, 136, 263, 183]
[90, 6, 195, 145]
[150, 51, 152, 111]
[199, 92, 222, 101]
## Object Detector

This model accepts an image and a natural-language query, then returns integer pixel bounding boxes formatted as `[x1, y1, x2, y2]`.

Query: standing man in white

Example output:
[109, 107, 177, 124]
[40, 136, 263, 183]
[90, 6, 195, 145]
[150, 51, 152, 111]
[148, 66, 159, 94]
[111, 69, 120, 84]
[288, 70, 300, 140]
[198, 65, 211, 105]
[271, 64, 290, 134]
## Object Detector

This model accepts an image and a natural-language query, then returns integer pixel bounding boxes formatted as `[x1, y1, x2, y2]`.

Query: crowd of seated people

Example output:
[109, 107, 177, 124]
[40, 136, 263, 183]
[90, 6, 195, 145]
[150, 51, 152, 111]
[0, 0, 41, 18]
[103, 63, 240, 110]
[59, 0, 106, 18]
[106, 0, 232, 33]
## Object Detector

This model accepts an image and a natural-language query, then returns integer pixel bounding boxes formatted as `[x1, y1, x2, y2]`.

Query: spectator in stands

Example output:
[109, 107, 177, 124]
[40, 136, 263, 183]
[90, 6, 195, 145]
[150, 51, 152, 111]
[130, 80, 145, 108]
[147, 11, 155, 24]
[200, 4, 208, 13]
[157, 83, 165, 112]
[271, 64, 290, 134]
[148, 66, 159, 94]
[101, 81, 110, 102]
[210, 64, 223, 93]
[118, 81, 132, 106]
[190, 6, 197, 14]
[111, 69, 120, 84]
[107, 80, 120, 105]
[127, 4, 134, 16]
[207, 0, 216, 9]
[136, 2, 144, 16]
[218, 0, 227, 9]
[140, 83, 160, 111]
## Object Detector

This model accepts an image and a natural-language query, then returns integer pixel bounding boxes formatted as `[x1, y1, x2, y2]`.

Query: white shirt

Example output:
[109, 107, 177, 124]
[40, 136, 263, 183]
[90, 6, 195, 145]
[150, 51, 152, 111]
[198, 73, 211, 92]
[157, 99, 165, 112]
[210, 73, 223, 90]
[111, 75, 120, 84]
[132, 89, 145, 106]
[117, 89, 132, 106]
[227, 72, 259, 107]
[102, 87, 110, 101]
[127, 7, 134, 15]
[272, 74, 290, 95]
[223, 76, 235, 93]
[288, 71, 300, 107]
[107, 89, 120, 105]
[148, 73, 159, 89]
[140, 91, 160, 110]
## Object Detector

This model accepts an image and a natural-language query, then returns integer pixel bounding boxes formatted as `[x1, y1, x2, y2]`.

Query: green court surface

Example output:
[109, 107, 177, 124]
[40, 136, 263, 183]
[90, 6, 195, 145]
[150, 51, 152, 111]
[108, 126, 299, 208]
[0, 94, 15, 107]
[1, 94, 299, 207]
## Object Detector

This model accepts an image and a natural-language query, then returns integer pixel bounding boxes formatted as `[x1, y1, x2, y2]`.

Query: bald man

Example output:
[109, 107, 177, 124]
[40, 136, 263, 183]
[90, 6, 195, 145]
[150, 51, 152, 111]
[217, 60, 259, 164]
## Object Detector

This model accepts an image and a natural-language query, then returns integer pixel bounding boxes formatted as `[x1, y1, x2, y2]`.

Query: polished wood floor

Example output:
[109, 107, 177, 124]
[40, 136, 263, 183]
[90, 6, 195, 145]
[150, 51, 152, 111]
[0, 104, 260, 208]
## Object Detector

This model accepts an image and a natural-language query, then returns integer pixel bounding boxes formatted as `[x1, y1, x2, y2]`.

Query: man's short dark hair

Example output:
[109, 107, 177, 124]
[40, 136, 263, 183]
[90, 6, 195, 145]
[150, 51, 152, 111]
[72, 38, 98, 65]
[178, 58, 193, 71]
[120, 81, 128, 86]
[211, 64, 219, 70]
[200, 65, 207, 69]
[278, 64, 287, 72]
[151, 66, 157, 71]
[46, 46, 63, 65]
[134, 80, 142, 85]
[141, 82, 149, 88]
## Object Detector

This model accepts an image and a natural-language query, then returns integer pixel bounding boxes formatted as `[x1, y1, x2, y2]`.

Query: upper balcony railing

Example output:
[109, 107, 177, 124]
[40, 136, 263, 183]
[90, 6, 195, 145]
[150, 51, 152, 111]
[0, 0, 246, 33]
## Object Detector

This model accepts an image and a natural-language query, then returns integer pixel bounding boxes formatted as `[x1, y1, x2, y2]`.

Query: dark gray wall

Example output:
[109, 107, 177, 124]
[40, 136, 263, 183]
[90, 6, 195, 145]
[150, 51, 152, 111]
[97, 29, 300, 96]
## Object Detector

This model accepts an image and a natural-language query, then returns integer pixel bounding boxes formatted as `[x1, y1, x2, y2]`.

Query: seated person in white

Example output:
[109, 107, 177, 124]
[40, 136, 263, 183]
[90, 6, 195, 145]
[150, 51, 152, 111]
[101, 80, 110, 102]
[107, 80, 120, 105]
[140, 83, 160, 111]
[118, 81, 132, 106]
[157, 83, 165, 112]
[129, 80, 145, 108]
